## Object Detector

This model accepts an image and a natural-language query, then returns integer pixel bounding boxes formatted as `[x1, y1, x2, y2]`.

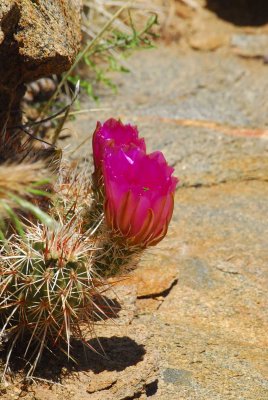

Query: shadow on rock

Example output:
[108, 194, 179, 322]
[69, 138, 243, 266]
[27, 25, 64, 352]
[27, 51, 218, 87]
[80, 336, 146, 373]
[206, 0, 268, 26]
[1, 336, 146, 381]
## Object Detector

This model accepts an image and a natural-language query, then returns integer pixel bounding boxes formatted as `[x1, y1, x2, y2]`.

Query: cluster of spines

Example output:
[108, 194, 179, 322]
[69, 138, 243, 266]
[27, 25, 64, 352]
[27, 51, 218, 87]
[0, 220, 99, 375]
[0, 164, 141, 377]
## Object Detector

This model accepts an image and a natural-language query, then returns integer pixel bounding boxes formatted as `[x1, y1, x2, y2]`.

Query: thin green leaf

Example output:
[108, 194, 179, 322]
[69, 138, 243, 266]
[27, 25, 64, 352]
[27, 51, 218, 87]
[1, 202, 25, 237]
[26, 188, 51, 197]
[10, 195, 55, 228]
[31, 179, 51, 187]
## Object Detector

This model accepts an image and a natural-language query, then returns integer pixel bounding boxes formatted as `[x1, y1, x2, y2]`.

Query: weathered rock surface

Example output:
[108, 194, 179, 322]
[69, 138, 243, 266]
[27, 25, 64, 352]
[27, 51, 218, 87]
[0, 0, 81, 128]
[63, 42, 268, 399]
[129, 250, 178, 298]
[231, 33, 268, 58]
[2, 2, 268, 398]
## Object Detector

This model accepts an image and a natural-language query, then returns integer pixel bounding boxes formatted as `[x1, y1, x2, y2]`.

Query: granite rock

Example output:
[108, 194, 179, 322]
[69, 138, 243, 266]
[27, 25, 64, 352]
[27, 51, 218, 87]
[0, 0, 81, 128]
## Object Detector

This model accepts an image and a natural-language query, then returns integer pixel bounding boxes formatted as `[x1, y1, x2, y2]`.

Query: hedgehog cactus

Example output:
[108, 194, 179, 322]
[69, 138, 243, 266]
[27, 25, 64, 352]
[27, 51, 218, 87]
[0, 220, 100, 376]
[0, 118, 178, 376]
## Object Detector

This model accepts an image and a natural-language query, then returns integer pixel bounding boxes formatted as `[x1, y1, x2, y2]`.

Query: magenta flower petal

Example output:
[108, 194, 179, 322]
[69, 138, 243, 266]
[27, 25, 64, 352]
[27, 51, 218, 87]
[92, 118, 146, 172]
[103, 146, 179, 247]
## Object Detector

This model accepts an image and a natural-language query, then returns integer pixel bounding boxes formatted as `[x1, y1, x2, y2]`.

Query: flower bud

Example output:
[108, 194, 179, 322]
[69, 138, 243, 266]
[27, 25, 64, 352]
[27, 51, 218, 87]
[103, 147, 178, 247]
[92, 118, 146, 174]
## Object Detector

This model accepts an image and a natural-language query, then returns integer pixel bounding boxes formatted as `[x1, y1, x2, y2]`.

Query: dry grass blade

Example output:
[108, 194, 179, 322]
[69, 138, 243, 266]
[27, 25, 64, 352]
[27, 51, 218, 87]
[0, 162, 54, 238]
[51, 81, 80, 145]
[0, 162, 47, 199]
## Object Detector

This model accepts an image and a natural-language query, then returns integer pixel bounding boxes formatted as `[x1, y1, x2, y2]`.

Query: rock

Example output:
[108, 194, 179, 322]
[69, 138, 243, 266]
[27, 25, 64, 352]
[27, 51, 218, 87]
[0, 0, 81, 129]
[189, 31, 228, 51]
[101, 283, 137, 325]
[153, 182, 268, 399]
[128, 254, 178, 298]
[136, 297, 163, 313]
[231, 33, 268, 58]
[175, 3, 195, 19]
[64, 43, 268, 399]
[186, 4, 232, 51]
[29, 325, 159, 400]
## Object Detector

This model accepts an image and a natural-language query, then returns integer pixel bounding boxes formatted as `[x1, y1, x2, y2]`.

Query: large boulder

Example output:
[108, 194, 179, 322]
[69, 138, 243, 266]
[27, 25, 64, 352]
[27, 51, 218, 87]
[0, 0, 81, 130]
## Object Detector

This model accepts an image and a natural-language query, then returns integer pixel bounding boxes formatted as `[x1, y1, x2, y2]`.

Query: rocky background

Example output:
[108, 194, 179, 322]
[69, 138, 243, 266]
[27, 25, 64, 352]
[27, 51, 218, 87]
[1, 1, 268, 399]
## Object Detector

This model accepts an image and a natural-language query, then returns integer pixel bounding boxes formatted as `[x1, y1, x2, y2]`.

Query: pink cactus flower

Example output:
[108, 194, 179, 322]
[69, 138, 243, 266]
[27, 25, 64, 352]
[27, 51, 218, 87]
[103, 147, 178, 247]
[92, 118, 146, 173]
